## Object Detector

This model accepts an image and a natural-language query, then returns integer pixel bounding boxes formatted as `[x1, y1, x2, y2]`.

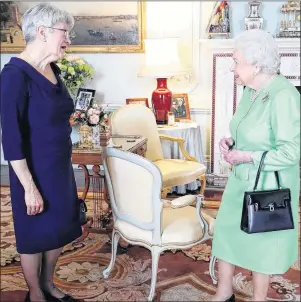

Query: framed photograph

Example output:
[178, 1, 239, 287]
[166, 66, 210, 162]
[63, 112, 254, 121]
[75, 88, 96, 112]
[171, 93, 191, 120]
[0, 1, 145, 53]
[126, 98, 149, 107]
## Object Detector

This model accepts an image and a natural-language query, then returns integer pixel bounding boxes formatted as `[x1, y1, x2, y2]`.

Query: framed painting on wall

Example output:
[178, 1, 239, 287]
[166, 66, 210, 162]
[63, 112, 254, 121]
[0, 1, 145, 53]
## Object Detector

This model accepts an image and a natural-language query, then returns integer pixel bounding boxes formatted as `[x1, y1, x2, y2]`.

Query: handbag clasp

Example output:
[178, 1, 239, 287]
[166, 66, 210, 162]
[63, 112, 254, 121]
[269, 203, 275, 212]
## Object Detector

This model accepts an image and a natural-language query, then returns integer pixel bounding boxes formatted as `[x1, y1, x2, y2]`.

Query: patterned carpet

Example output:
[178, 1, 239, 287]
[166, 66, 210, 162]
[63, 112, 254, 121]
[1, 186, 300, 301]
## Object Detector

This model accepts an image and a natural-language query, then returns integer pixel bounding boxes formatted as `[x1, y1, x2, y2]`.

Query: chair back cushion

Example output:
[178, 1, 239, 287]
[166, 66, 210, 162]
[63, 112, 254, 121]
[111, 105, 163, 161]
[103, 148, 162, 229]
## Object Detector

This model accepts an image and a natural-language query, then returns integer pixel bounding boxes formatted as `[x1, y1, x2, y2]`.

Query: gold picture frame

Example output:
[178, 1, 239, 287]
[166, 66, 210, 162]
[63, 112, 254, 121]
[0, 1, 145, 53]
[171, 93, 191, 120]
[126, 98, 149, 107]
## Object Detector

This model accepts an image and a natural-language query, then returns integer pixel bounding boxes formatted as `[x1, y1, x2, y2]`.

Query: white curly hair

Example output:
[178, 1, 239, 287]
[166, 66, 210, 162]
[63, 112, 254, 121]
[234, 29, 280, 74]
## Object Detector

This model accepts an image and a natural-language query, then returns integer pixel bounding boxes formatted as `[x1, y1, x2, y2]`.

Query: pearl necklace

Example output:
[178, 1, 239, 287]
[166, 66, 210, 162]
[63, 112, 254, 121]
[250, 74, 276, 102]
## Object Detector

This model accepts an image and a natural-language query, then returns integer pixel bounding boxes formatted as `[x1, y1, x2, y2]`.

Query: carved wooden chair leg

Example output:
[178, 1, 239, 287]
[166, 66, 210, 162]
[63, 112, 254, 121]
[161, 186, 172, 199]
[198, 174, 206, 196]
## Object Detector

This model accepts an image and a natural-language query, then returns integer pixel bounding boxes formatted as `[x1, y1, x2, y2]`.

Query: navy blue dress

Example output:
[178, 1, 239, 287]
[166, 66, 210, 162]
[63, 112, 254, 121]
[0, 57, 82, 254]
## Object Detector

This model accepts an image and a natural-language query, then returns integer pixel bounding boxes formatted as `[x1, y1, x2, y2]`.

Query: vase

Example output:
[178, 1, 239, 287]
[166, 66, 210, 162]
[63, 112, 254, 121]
[67, 88, 77, 104]
[92, 125, 101, 148]
[245, 0, 263, 30]
[78, 124, 93, 148]
[152, 78, 172, 125]
[99, 129, 111, 147]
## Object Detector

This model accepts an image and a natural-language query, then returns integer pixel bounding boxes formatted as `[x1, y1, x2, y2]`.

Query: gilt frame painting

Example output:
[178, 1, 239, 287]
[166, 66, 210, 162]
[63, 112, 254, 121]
[0, 1, 145, 53]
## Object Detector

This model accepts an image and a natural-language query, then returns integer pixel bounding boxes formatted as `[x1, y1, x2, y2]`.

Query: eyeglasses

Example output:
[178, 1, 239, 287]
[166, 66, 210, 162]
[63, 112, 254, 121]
[44, 26, 70, 38]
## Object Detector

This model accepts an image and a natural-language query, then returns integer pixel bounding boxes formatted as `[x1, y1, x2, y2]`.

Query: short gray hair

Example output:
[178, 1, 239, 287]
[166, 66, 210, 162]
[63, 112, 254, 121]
[234, 29, 280, 74]
[22, 3, 74, 44]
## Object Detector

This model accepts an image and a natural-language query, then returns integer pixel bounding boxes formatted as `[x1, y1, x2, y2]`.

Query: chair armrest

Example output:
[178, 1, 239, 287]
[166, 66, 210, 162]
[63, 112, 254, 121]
[161, 199, 172, 208]
[200, 210, 215, 235]
[170, 195, 196, 208]
[196, 195, 214, 237]
[159, 134, 198, 162]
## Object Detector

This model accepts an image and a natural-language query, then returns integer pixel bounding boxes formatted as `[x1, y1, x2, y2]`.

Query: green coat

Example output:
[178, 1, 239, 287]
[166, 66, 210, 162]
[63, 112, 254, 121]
[212, 75, 300, 274]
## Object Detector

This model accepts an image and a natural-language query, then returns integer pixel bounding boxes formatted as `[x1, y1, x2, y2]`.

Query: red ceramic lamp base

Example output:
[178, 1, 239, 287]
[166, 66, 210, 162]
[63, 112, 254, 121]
[151, 78, 172, 124]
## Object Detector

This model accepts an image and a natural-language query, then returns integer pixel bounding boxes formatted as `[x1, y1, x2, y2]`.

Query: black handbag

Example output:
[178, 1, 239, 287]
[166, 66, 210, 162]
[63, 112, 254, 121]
[79, 198, 87, 225]
[240, 151, 294, 234]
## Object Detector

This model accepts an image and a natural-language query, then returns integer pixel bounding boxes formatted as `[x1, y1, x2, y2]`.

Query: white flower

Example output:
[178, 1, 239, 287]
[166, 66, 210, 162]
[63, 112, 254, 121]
[76, 59, 85, 64]
[89, 115, 99, 125]
[87, 108, 94, 117]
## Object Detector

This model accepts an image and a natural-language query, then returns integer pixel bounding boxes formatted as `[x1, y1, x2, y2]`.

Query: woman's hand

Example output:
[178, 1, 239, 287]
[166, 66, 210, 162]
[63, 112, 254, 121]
[24, 179, 44, 215]
[219, 137, 234, 155]
[224, 149, 253, 165]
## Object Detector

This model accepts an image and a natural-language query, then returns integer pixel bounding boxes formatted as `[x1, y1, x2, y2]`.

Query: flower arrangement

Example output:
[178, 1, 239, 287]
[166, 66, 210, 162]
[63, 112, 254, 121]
[70, 103, 110, 131]
[56, 55, 94, 97]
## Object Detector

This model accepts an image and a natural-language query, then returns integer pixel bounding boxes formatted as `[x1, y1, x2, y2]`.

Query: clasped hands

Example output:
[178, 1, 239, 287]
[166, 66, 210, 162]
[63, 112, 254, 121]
[219, 137, 253, 165]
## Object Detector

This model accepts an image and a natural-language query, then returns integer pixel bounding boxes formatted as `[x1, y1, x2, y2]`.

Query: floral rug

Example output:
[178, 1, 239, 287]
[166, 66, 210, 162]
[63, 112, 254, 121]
[1, 186, 300, 301]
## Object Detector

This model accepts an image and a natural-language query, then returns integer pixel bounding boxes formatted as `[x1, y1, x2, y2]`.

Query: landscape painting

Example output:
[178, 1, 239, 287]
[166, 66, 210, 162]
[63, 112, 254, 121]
[0, 1, 145, 53]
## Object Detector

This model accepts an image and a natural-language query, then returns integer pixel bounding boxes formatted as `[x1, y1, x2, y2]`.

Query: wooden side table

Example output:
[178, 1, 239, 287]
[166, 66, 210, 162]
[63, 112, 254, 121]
[72, 135, 147, 230]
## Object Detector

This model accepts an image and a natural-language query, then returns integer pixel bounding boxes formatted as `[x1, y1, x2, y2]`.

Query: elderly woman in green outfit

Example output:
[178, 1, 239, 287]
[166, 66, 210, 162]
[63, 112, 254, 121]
[211, 29, 300, 302]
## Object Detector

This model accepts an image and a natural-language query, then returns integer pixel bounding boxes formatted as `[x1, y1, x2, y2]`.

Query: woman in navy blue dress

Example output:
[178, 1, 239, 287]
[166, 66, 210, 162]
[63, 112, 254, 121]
[1, 4, 81, 302]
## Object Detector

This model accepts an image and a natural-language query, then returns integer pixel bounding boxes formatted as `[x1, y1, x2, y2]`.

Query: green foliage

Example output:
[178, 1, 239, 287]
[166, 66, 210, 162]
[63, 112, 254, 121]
[56, 55, 94, 97]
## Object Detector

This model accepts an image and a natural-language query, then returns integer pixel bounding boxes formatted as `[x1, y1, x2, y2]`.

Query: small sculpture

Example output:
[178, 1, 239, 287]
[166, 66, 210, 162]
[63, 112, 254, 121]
[206, 0, 231, 39]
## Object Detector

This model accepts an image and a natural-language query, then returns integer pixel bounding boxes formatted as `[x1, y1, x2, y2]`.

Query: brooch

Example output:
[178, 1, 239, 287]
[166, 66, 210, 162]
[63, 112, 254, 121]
[262, 92, 269, 103]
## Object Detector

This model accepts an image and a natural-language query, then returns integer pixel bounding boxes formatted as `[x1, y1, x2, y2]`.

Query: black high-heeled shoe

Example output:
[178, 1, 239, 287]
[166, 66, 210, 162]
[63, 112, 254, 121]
[43, 290, 78, 302]
[225, 294, 235, 302]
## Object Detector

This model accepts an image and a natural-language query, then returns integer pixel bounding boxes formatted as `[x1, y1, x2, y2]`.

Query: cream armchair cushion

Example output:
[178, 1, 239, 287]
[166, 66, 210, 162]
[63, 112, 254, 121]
[155, 159, 206, 188]
[115, 206, 203, 246]
[110, 104, 207, 196]
[102, 148, 213, 301]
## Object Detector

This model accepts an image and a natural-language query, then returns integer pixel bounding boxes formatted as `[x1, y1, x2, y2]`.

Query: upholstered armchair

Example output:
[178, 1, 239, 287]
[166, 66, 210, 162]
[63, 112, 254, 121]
[102, 147, 215, 301]
[110, 104, 207, 197]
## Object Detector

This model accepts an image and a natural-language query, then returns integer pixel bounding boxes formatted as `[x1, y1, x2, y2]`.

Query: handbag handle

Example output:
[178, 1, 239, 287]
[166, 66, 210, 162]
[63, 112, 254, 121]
[253, 151, 281, 191]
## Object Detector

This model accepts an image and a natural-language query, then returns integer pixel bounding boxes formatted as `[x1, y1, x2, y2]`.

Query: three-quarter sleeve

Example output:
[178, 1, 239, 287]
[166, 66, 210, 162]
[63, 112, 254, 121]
[251, 88, 300, 171]
[1, 66, 29, 161]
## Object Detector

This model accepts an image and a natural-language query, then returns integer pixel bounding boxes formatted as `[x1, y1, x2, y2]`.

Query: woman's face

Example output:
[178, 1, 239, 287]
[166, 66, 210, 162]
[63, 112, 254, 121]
[44, 22, 71, 60]
[230, 49, 256, 86]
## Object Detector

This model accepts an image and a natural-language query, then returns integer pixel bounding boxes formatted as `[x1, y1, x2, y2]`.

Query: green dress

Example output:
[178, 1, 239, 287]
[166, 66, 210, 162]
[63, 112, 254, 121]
[212, 74, 300, 274]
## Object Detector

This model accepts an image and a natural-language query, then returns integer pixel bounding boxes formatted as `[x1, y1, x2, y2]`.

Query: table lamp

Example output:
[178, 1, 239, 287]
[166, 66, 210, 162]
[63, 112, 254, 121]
[138, 37, 187, 124]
